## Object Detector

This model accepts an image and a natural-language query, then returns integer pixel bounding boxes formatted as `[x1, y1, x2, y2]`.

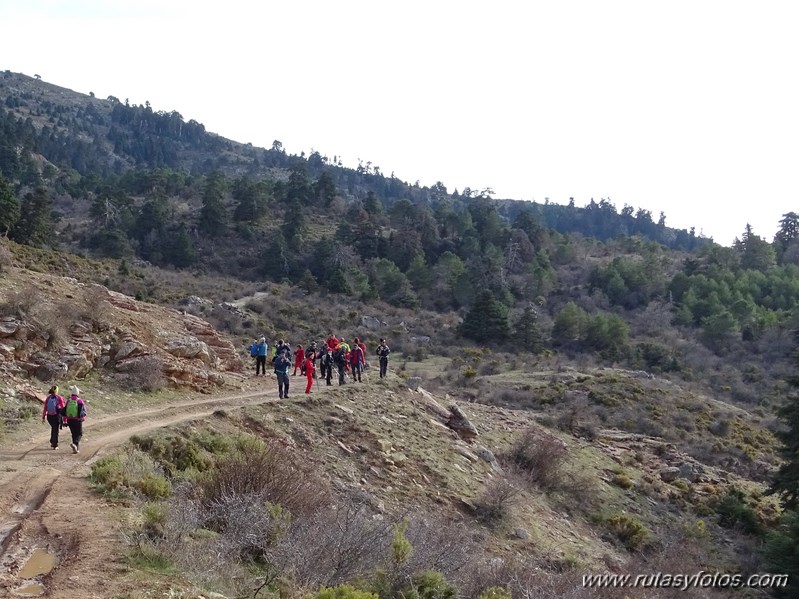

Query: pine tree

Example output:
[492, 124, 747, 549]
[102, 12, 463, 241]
[0, 175, 20, 236]
[514, 304, 544, 353]
[460, 290, 509, 343]
[12, 187, 54, 247]
[769, 371, 799, 509]
[198, 172, 227, 237]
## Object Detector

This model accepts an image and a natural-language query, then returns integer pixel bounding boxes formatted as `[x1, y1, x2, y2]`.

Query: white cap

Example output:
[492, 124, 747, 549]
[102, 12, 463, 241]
[70, 385, 80, 396]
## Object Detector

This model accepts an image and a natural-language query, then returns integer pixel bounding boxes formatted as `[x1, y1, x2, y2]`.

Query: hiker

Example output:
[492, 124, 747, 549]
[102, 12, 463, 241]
[326, 333, 338, 350]
[274, 349, 291, 399]
[321, 347, 333, 386]
[249, 338, 258, 364]
[293, 344, 305, 376]
[350, 337, 365, 382]
[334, 343, 348, 385]
[304, 351, 315, 394]
[41, 385, 65, 450]
[377, 339, 391, 378]
[255, 337, 269, 376]
[63, 386, 87, 454]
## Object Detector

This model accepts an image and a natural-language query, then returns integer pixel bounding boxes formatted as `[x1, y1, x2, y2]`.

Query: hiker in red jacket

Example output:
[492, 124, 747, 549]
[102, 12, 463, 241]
[304, 353, 315, 394]
[350, 338, 365, 382]
[293, 344, 305, 376]
[326, 334, 338, 350]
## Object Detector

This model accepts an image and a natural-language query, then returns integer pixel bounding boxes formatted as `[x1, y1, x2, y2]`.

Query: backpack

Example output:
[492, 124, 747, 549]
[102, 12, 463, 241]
[45, 394, 60, 415]
[333, 347, 346, 365]
[65, 398, 81, 419]
[250, 344, 258, 358]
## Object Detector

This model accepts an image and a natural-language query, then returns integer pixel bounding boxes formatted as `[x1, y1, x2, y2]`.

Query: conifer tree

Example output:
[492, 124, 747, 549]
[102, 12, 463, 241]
[460, 290, 509, 343]
[0, 175, 19, 236]
[199, 172, 227, 237]
[514, 303, 544, 353]
[12, 187, 54, 247]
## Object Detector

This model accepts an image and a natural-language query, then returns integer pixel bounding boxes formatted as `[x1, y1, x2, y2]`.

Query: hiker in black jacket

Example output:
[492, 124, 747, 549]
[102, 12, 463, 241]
[376, 339, 390, 378]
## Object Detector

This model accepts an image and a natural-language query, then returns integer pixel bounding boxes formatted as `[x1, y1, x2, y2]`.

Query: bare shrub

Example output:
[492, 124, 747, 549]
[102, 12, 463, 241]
[36, 303, 70, 350]
[123, 356, 167, 392]
[269, 501, 391, 587]
[0, 284, 40, 318]
[504, 429, 569, 490]
[473, 476, 521, 527]
[81, 286, 113, 331]
[196, 440, 331, 519]
[0, 243, 13, 272]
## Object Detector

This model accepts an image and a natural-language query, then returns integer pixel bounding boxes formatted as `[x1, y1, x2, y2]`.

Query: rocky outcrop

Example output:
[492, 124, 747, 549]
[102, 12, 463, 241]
[0, 274, 244, 392]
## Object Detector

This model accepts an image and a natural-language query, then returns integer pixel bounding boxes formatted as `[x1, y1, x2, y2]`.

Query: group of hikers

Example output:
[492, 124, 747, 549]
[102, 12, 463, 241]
[249, 335, 391, 399]
[41, 385, 87, 453]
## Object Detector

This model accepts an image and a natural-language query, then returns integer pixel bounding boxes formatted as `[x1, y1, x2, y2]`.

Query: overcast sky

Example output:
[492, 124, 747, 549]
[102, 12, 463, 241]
[1, 0, 797, 246]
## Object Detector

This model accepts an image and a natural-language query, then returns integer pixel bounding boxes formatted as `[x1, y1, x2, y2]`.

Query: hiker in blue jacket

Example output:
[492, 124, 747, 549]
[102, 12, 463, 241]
[274, 349, 291, 399]
[255, 337, 269, 376]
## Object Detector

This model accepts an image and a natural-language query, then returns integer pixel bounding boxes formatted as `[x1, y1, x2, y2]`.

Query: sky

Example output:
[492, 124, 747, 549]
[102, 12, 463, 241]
[1, 0, 797, 246]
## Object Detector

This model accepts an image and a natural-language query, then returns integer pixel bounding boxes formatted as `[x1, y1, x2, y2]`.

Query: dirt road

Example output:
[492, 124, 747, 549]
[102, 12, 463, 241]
[0, 384, 274, 598]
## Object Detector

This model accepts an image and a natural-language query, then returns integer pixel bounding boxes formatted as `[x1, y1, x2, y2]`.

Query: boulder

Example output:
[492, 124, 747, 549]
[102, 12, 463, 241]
[361, 315, 387, 330]
[0, 319, 19, 337]
[165, 339, 211, 363]
[447, 404, 479, 442]
[476, 446, 502, 472]
[659, 467, 681, 483]
[407, 377, 422, 391]
[34, 361, 68, 383]
[61, 353, 93, 378]
[114, 341, 143, 361]
[678, 462, 700, 482]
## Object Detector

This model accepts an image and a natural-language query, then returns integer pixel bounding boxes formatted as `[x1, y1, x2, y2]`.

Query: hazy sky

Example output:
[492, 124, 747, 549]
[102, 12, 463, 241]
[1, 0, 797, 246]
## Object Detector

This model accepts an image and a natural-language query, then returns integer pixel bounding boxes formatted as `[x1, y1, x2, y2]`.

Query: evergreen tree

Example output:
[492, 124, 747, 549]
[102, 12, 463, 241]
[769, 369, 799, 509]
[765, 361, 799, 598]
[459, 290, 509, 343]
[314, 170, 336, 207]
[513, 304, 544, 353]
[198, 172, 227, 236]
[11, 187, 54, 247]
[0, 175, 20, 235]
[162, 224, 196, 268]
[282, 199, 307, 250]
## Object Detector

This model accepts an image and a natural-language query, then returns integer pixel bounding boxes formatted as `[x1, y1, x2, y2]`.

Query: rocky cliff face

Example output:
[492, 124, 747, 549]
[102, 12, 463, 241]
[0, 270, 244, 393]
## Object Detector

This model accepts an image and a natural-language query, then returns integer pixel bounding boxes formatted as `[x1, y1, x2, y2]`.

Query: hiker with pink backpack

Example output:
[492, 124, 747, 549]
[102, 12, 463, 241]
[41, 385, 65, 450]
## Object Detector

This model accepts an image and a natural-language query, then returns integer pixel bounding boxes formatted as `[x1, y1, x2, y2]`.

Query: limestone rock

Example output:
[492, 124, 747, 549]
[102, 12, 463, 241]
[407, 377, 422, 391]
[659, 467, 681, 483]
[447, 404, 479, 442]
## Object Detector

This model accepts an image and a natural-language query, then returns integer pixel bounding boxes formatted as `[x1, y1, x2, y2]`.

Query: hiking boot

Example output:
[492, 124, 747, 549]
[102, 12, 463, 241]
[70, 443, 77, 454]
[52, 446, 58, 450]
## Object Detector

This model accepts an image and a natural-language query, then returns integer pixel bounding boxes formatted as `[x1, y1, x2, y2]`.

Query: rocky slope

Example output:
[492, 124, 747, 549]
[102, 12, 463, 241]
[0, 264, 245, 408]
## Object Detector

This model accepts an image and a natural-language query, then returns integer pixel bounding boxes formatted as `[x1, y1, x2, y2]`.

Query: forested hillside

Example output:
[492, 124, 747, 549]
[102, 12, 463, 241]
[4, 69, 799, 597]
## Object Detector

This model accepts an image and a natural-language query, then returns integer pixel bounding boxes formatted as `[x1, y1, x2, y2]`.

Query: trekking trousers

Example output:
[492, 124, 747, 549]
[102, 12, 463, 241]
[379, 357, 388, 378]
[306, 372, 314, 394]
[47, 414, 61, 448]
[256, 355, 267, 375]
[276, 372, 289, 398]
[67, 420, 83, 449]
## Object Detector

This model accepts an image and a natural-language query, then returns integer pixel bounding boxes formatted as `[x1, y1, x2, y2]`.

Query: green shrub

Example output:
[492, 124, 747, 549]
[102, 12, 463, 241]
[135, 472, 171, 499]
[315, 585, 378, 599]
[399, 571, 457, 599]
[476, 588, 512, 599]
[90, 455, 127, 492]
[611, 473, 634, 490]
[591, 512, 649, 550]
[714, 487, 763, 535]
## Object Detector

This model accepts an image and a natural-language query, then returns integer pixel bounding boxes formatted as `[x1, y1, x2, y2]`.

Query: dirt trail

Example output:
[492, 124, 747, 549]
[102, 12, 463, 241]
[0, 384, 276, 598]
